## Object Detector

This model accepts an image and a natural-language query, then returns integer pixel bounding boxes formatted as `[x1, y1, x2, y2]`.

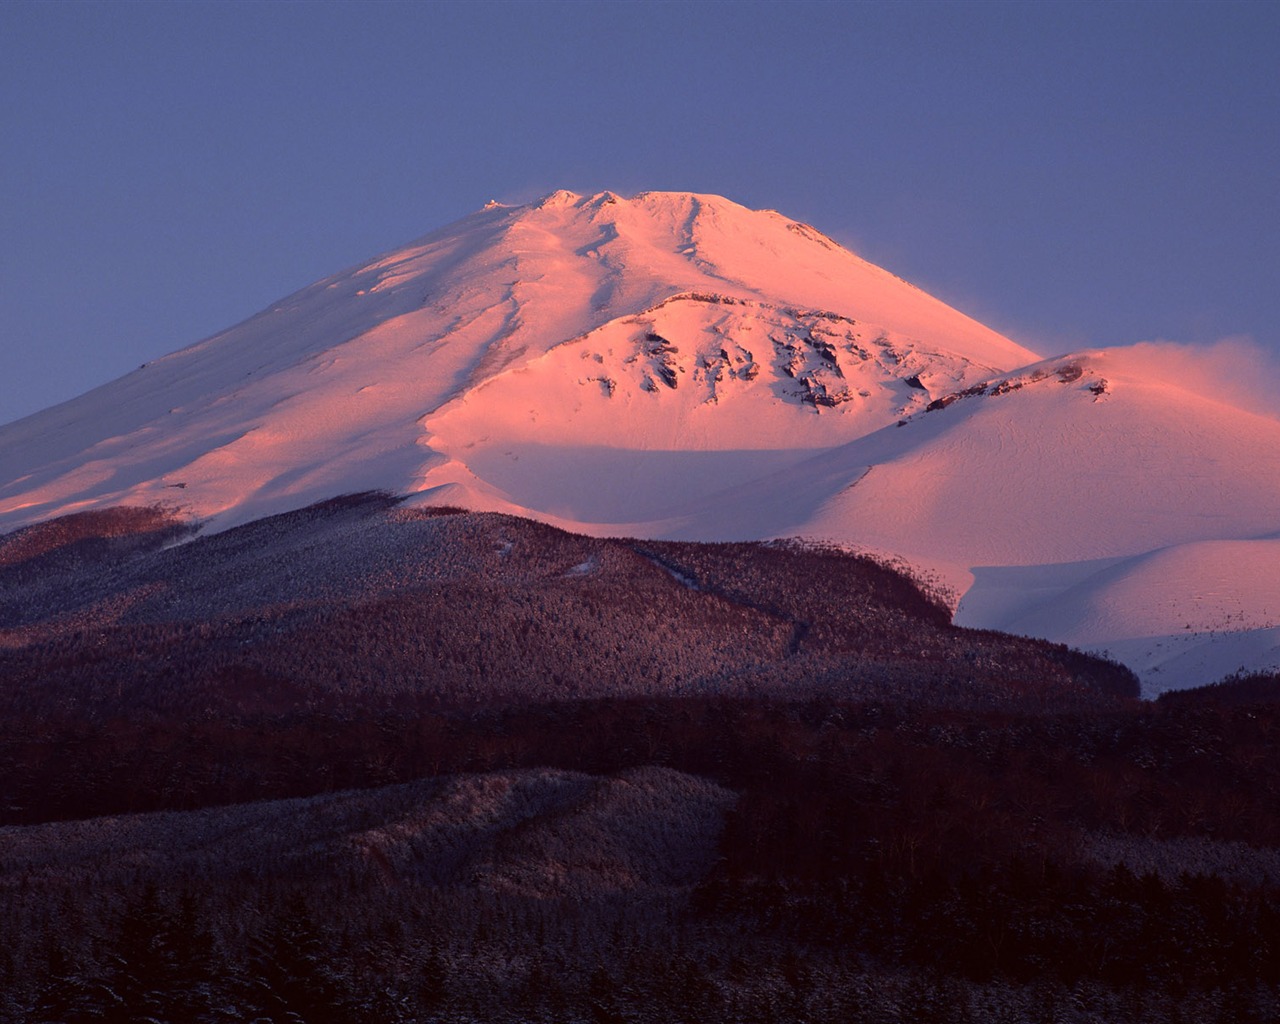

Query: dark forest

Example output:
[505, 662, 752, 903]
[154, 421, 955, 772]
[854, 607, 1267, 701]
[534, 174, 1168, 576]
[1, 497, 1276, 1022]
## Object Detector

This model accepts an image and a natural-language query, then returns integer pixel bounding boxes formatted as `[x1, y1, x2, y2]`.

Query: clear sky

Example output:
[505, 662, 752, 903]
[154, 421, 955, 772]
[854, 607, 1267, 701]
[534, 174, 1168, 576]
[2, 0, 1277, 425]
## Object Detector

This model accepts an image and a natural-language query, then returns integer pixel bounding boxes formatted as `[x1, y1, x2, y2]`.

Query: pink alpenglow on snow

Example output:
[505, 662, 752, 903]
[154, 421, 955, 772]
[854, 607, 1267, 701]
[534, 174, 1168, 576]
[0, 190, 1276, 692]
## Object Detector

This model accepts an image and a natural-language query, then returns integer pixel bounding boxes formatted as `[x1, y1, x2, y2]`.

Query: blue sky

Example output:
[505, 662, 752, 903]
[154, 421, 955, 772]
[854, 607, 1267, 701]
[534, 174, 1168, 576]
[2, 0, 1277, 425]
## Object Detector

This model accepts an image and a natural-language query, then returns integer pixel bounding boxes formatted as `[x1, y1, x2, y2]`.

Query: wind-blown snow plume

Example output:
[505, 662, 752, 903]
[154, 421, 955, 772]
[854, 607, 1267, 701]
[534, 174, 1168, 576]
[1106, 337, 1280, 421]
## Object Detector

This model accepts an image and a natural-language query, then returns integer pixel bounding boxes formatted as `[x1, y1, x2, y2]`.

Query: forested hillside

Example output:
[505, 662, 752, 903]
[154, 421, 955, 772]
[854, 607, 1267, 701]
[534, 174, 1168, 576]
[1, 498, 1277, 1022]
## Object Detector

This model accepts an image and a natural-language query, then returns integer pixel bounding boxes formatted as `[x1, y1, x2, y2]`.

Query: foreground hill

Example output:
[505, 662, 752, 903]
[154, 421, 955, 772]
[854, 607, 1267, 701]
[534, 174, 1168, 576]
[0, 495, 1133, 826]
[2, 501, 1279, 1022]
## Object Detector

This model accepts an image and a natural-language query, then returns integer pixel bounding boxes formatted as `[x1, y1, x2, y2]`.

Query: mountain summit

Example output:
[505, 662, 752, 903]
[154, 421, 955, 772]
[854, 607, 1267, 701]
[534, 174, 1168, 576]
[0, 190, 1033, 531]
[1, 190, 1277, 691]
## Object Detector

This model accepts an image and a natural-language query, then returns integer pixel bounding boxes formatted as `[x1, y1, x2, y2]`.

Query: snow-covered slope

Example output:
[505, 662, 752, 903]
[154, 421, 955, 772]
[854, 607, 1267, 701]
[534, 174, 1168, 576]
[710, 348, 1280, 695]
[1, 190, 1275, 692]
[960, 539, 1280, 695]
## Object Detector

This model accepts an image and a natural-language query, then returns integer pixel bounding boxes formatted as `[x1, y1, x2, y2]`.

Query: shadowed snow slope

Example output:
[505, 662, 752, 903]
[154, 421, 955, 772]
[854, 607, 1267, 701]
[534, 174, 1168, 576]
[1, 191, 1276, 691]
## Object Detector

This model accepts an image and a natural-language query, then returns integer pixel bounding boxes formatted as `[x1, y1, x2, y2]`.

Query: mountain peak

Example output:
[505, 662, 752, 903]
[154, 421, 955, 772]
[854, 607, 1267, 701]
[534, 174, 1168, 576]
[535, 188, 584, 209]
[0, 189, 1037, 536]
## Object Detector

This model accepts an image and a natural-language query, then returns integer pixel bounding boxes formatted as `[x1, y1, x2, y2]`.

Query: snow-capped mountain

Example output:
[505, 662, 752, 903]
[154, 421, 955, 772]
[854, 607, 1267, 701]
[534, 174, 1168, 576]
[0, 190, 1029, 531]
[1, 190, 1275, 692]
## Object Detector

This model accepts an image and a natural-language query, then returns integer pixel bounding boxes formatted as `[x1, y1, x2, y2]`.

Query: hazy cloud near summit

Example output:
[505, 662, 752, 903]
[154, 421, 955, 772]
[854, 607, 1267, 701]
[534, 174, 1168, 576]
[1108, 337, 1280, 421]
